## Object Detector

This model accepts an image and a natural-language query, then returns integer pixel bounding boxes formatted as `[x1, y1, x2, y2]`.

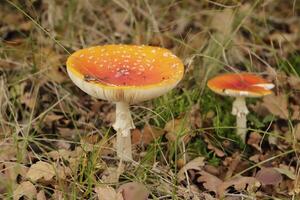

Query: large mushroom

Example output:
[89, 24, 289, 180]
[66, 44, 184, 161]
[207, 73, 274, 142]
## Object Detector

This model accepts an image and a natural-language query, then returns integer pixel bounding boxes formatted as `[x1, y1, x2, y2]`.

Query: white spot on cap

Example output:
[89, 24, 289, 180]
[163, 52, 170, 57]
[171, 63, 178, 68]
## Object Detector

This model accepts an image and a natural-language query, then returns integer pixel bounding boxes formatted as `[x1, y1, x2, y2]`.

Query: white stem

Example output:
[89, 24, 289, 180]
[113, 102, 135, 161]
[232, 97, 249, 142]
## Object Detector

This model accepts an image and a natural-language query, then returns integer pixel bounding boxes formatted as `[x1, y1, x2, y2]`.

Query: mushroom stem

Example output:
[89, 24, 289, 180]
[113, 102, 135, 161]
[231, 96, 249, 142]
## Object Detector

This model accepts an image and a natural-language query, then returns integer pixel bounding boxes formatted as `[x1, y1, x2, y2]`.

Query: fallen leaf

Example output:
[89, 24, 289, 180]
[294, 123, 300, 141]
[210, 8, 234, 40]
[189, 104, 202, 129]
[0, 139, 17, 161]
[26, 161, 55, 181]
[255, 167, 282, 186]
[225, 153, 241, 178]
[262, 94, 289, 119]
[197, 171, 223, 195]
[13, 181, 37, 200]
[101, 164, 124, 184]
[57, 127, 76, 139]
[108, 11, 130, 34]
[177, 157, 205, 182]
[132, 125, 165, 145]
[165, 119, 191, 144]
[247, 132, 262, 152]
[204, 135, 225, 157]
[48, 149, 73, 160]
[268, 32, 298, 44]
[274, 165, 296, 180]
[20, 81, 38, 110]
[56, 164, 72, 180]
[36, 48, 66, 83]
[177, 184, 203, 200]
[43, 113, 63, 125]
[36, 190, 47, 200]
[117, 182, 149, 200]
[95, 185, 123, 200]
[287, 75, 300, 90]
[220, 177, 260, 196]
[291, 104, 300, 120]
[1, 162, 28, 187]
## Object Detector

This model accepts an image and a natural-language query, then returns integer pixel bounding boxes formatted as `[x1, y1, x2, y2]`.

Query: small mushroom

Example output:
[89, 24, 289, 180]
[66, 44, 184, 161]
[207, 73, 274, 142]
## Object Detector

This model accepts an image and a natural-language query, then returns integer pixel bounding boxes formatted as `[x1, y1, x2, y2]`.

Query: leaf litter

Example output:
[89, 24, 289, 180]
[1, 0, 300, 199]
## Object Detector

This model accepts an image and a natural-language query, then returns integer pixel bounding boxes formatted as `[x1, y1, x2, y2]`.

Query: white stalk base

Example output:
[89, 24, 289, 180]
[113, 102, 135, 161]
[232, 97, 249, 142]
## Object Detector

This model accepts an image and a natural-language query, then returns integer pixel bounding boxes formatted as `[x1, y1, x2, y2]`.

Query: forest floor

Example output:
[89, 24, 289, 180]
[1, 0, 300, 199]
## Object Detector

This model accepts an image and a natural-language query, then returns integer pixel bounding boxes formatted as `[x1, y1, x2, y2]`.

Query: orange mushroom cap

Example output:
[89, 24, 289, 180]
[207, 73, 274, 97]
[67, 45, 184, 103]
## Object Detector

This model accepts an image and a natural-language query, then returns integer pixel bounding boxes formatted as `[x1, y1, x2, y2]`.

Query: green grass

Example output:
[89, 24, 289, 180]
[1, 0, 300, 199]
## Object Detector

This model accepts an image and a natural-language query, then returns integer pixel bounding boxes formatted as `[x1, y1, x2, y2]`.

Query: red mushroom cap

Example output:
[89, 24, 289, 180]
[66, 45, 184, 103]
[207, 73, 274, 97]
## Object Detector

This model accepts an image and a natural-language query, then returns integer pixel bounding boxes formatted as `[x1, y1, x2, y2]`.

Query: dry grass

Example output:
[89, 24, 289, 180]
[1, 0, 300, 199]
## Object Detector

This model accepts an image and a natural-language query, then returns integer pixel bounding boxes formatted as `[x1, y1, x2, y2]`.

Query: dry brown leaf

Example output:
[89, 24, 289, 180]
[210, 8, 234, 40]
[294, 123, 300, 141]
[108, 12, 130, 34]
[1, 162, 28, 186]
[51, 185, 65, 200]
[19, 81, 39, 110]
[177, 184, 203, 200]
[117, 182, 149, 200]
[48, 149, 73, 160]
[165, 119, 191, 144]
[291, 104, 300, 120]
[37, 48, 66, 83]
[275, 165, 296, 180]
[177, 157, 205, 182]
[56, 164, 72, 180]
[44, 113, 63, 125]
[132, 125, 164, 145]
[36, 190, 47, 200]
[189, 104, 202, 129]
[57, 127, 75, 138]
[203, 136, 225, 157]
[199, 193, 217, 200]
[13, 181, 37, 200]
[101, 164, 124, 184]
[255, 167, 283, 186]
[26, 161, 55, 181]
[262, 94, 289, 119]
[225, 153, 241, 179]
[95, 185, 123, 200]
[0, 139, 17, 161]
[219, 177, 260, 197]
[288, 75, 300, 90]
[247, 132, 262, 152]
[197, 171, 223, 195]
[196, 170, 260, 198]
[55, 140, 71, 150]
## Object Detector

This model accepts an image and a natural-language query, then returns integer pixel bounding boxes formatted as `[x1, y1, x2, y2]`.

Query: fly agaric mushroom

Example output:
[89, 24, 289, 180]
[66, 45, 184, 161]
[207, 73, 274, 142]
